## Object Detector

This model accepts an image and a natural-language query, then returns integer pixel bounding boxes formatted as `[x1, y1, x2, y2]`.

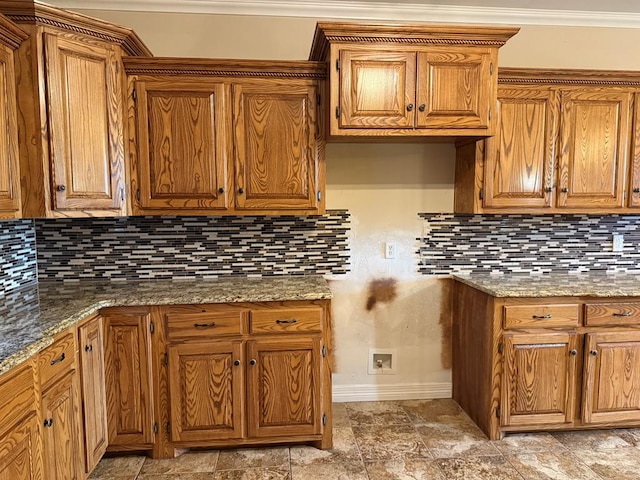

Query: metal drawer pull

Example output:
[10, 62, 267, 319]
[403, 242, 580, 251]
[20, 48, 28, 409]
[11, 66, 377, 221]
[194, 322, 216, 328]
[50, 352, 66, 366]
[613, 312, 633, 317]
[532, 314, 552, 319]
[276, 319, 298, 325]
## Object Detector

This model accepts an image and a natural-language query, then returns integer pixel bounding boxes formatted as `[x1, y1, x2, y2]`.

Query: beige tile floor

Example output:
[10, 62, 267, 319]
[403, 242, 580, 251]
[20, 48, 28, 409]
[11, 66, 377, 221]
[89, 399, 640, 480]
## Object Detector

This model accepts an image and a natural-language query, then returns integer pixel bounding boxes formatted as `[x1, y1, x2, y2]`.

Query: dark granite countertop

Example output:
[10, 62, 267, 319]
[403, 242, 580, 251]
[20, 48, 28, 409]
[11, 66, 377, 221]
[452, 273, 640, 298]
[0, 276, 332, 375]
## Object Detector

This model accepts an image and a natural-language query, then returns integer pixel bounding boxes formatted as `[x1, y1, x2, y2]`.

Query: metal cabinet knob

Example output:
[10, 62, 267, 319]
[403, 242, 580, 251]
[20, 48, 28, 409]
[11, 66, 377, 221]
[85, 344, 93, 352]
[406, 104, 414, 112]
[57, 185, 66, 192]
[418, 104, 426, 112]
[634, 188, 640, 193]
[218, 188, 224, 194]
[590, 350, 598, 356]
[249, 359, 256, 366]
[569, 349, 578, 356]
[238, 187, 244, 194]
[234, 360, 240, 366]
[561, 187, 569, 193]
[545, 187, 553, 193]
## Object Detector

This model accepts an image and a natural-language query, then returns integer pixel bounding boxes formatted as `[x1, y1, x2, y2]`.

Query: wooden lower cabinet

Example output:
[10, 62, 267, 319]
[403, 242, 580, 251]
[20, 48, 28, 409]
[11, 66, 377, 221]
[453, 280, 640, 439]
[0, 415, 42, 480]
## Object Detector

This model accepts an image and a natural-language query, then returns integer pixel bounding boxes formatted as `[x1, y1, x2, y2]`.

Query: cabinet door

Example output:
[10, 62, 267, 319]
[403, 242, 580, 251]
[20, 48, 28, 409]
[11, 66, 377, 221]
[104, 312, 154, 447]
[41, 372, 83, 480]
[0, 415, 43, 480]
[338, 50, 416, 128]
[416, 47, 493, 129]
[0, 45, 21, 217]
[483, 87, 558, 209]
[168, 342, 243, 442]
[557, 89, 631, 209]
[134, 80, 229, 211]
[628, 92, 640, 207]
[44, 34, 124, 212]
[246, 337, 322, 438]
[78, 318, 108, 473]
[501, 332, 578, 427]
[583, 331, 640, 424]
[233, 81, 319, 211]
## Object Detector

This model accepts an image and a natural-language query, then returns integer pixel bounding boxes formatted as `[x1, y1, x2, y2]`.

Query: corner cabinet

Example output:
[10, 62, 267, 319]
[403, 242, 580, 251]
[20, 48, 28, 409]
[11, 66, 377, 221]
[0, 1, 152, 218]
[125, 59, 325, 216]
[455, 69, 640, 214]
[308, 22, 518, 139]
[453, 280, 640, 440]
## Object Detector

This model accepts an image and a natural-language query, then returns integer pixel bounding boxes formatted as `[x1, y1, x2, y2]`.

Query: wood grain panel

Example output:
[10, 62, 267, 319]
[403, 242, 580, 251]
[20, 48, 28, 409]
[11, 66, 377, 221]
[104, 312, 154, 447]
[0, 44, 21, 217]
[0, 362, 37, 434]
[247, 337, 321, 438]
[339, 50, 415, 128]
[135, 79, 229, 211]
[41, 372, 83, 480]
[503, 304, 579, 329]
[483, 87, 558, 209]
[44, 33, 124, 212]
[168, 342, 243, 442]
[0, 414, 43, 480]
[166, 312, 243, 340]
[233, 80, 319, 211]
[629, 92, 640, 207]
[501, 332, 578, 427]
[416, 47, 493, 129]
[37, 331, 75, 391]
[583, 331, 640, 424]
[557, 88, 631, 209]
[250, 307, 323, 334]
[78, 317, 108, 473]
[585, 303, 640, 326]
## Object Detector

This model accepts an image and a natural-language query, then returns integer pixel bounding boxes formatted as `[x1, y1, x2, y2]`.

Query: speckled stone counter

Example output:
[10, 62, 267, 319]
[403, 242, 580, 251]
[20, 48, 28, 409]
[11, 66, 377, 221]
[0, 276, 332, 375]
[453, 273, 640, 298]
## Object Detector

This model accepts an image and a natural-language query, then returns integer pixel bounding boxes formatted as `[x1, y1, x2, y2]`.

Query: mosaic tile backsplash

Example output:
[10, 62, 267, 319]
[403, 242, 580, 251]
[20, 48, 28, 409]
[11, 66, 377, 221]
[36, 211, 350, 281]
[419, 214, 640, 275]
[0, 220, 37, 293]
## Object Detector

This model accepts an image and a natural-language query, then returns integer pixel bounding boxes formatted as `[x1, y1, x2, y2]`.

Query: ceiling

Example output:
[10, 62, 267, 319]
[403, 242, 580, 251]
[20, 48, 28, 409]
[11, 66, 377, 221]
[49, 0, 640, 27]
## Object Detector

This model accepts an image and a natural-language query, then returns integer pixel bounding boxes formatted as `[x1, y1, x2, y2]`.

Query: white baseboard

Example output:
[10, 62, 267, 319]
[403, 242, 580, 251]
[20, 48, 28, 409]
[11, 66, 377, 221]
[332, 382, 452, 403]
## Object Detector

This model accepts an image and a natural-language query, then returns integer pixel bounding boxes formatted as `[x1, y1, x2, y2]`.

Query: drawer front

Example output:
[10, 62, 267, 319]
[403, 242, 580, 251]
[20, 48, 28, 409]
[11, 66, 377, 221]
[250, 307, 323, 334]
[0, 363, 36, 433]
[585, 303, 640, 326]
[38, 332, 76, 389]
[166, 311, 243, 340]
[503, 304, 579, 329]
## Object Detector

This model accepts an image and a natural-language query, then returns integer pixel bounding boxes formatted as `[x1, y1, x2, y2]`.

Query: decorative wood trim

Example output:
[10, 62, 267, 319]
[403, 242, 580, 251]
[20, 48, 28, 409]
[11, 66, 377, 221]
[309, 22, 519, 61]
[0, 1, 152, 56]
[0, 13, 28, 50]
[123, 58, 326, 79]
[499, 67, 640, 86]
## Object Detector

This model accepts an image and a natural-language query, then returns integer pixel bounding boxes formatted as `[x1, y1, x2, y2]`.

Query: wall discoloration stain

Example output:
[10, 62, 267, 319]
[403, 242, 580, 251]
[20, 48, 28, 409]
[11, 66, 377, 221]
[439, 277, 453, 369]
[365, 278, 398, 311]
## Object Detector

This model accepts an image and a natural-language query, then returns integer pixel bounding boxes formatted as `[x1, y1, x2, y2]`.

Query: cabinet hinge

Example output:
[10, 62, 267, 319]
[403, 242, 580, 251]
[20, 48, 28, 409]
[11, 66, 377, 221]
[335, 106, 340, 119]
[317, 191, 322, 202]
[115, 62, 120, 74]
[497, 342, 503, 354]
[162, 353, 168, 366]
[150, 321, 155, 334]
[496, 407, 501, 418]
[322, 413, 327, 426]
[490, 62, 494, 75]
[336, 59, 340, 71]
[120, 188, 125, 202]
[132, 88, 137, 102]
[479, 188, 484, 200]
[136, 189, 141, 202]
[153, 422, 158, 434]
[488, 108, 491, 121]
[166, 422, 171, 434]
[322, 345, 327, 358]
[316, 93, 321, 106]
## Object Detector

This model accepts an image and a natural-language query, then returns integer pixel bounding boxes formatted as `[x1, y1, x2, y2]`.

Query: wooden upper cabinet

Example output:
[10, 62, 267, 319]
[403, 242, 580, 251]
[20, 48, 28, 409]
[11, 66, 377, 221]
[557, 88, 631, 209]
[482, 86, 558, 209]
[416, 47, 494, 129]
[133, 80, 229, 212]
[0, 16, 26, 219]
[338, 50, 415, 128]
[309, 22, 518, 138]
[629, 92, 640, 207]
[45, 34, 125, 212]
[233, 80, 319, 211]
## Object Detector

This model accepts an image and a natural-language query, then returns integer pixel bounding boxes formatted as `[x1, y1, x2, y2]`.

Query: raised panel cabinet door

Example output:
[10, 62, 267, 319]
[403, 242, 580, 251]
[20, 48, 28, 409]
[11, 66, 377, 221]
[501, 332, 579, 427]
[0, 45, 21, 217]
[41, 372, 83, 480]
[233, 81, 319, 211]
[168, 342, 243, 442]
[557, 88, 632, 209]
[0, 415, 43, 480]
[246, 337, 322, 438]
[104, 312, 154, 447]
[416, 47, 494, 129]
[78, 318, 108, 473]
[44, 34, 124, 212]
[338, 50, 416, 128]
[483, 87, 558, 209]
[582, 331, 640, 424]
[628, 92, 640, 207]
[135, 80, 229, 211]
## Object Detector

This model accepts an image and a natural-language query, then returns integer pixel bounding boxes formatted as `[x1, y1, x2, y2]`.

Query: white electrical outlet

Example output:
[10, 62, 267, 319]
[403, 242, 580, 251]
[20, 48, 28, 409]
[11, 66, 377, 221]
[385, 242, 396, 259]
[613, 234, 624, 252]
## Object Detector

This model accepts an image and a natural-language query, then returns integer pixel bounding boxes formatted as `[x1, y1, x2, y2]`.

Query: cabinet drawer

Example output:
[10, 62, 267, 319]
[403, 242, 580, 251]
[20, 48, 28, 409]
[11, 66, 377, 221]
[584, 303, 640, 326]
[503, 304, 579, 329]
[250, 307, 323, 334]
[166, 311, 244, 340]
[38, 332, 76, 390]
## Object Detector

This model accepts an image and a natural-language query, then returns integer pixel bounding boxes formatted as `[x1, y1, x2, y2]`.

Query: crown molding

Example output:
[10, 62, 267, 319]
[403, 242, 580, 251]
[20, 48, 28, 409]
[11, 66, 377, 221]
[49, 0, 640, 28]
